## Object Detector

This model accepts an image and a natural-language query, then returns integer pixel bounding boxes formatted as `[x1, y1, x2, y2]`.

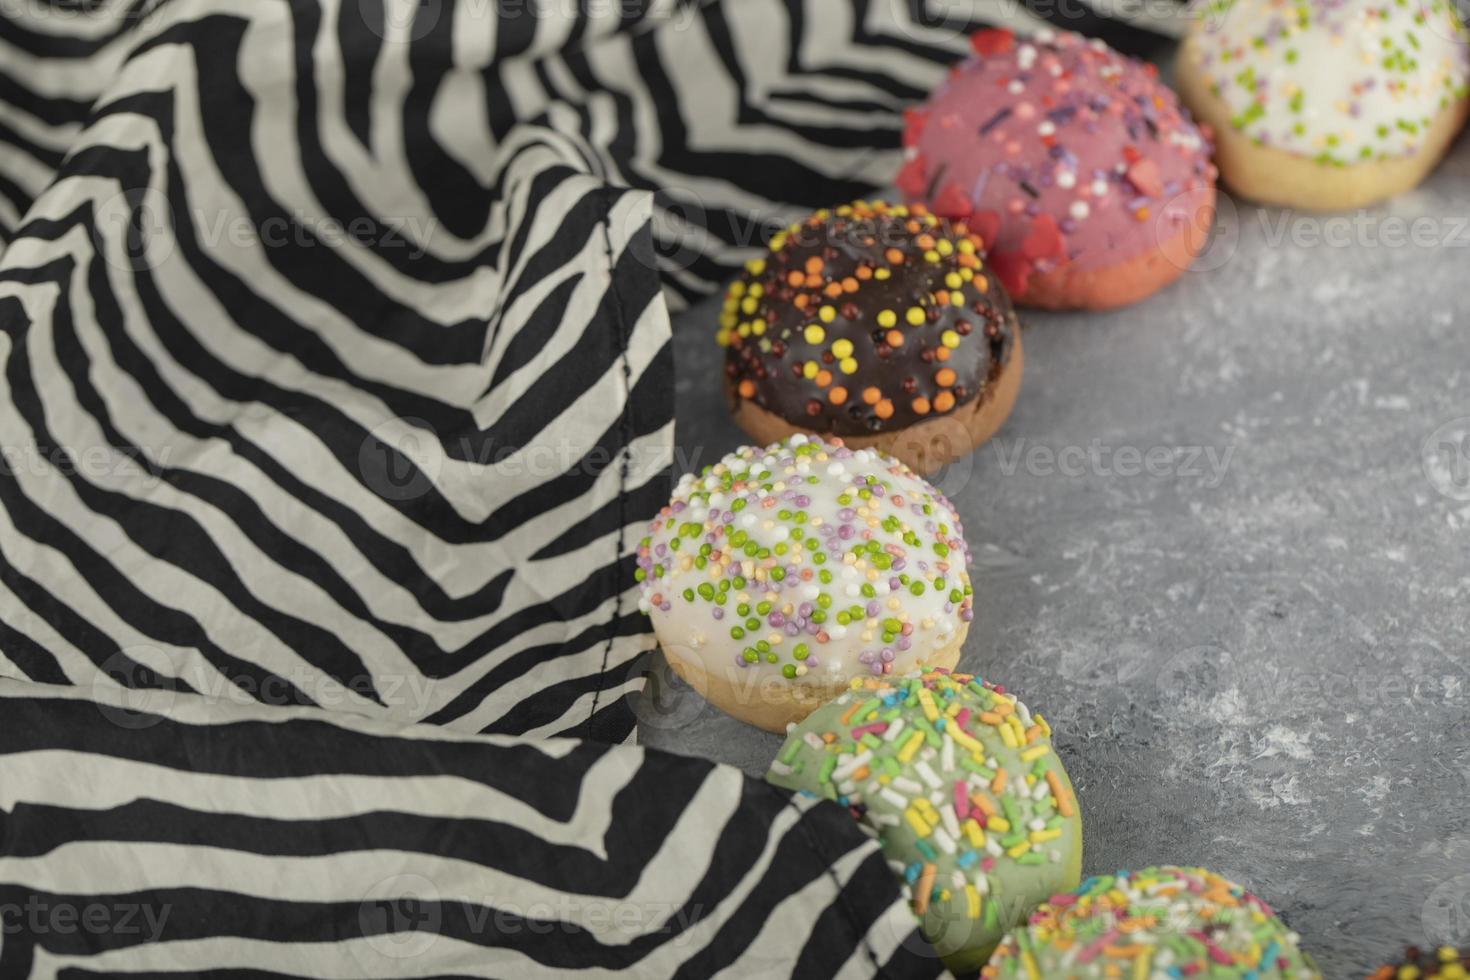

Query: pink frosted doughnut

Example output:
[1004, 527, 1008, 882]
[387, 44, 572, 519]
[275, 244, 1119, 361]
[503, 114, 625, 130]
[898, 28, 1218, 310]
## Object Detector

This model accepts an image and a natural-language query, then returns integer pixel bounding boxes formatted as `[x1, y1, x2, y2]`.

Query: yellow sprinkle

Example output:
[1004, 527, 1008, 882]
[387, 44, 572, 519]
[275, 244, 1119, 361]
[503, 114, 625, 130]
[874, 267, 891, 280]
[804, 325, 825, 345]
[831, 338, 854, 358]
[1036, 714, 1052, 738]
[905, 306, 925, 326]
[965, 885, 981, 919]
[948, 727, 982, 754]
[898, 729, 924, 763]
[963, 819, 985, 848]
[740, 296, 758, 315]
[988, 816, 1011, 833]
[818, 305, 836, 323]
[1022, 951, 1042, 980]
[1020, 746, 1050, 763]
[905, 808, 932, 837]
[839, 357, 858, 375]
[1030, 828, 1062, 844]
[745, 258, 765, 275]
[1134, 948, 1153, 980]
[918, 688, 939, 722]
[958, 239, 976, 254]
[941, 329, 961, 349]
[1007, 840, 1033, 859]
[936, 239, 954, 256]
[877, 310, 897, 328]
[923, 249, 940, 263]
[802, 361, 819, 379]
[999, 723, 1019, 749]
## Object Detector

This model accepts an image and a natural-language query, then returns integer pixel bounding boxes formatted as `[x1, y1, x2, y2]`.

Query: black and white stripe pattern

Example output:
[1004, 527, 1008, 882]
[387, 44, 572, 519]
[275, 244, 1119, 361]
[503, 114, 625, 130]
[0, 0, 1180, 974]
[0, 678, 945, 978]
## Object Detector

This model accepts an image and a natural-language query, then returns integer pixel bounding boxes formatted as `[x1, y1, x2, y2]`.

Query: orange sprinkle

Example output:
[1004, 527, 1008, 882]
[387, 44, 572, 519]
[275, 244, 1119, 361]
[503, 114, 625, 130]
[958, 253, 979, 269]
[824, 282, 844, 298]
[805, 256, 824, 274]
[840, 700, 865, 725]
[885, 329, 904, 347]
[787, 270, 804, 286]
[935, 368, 956, 387]
[874, 399, 894, 420]
[912, 203, 929, 216]
[829, 386, 848, 405]
[855, 265, 873, 280]
[793, 295, 809, 309]
[804, 273, 822, 288]
[990, 769, 1007, 794]
[814, 369, 832, 387]
[862, 386, 882, 405]
[975, 276, 989, 293]
[913, 863, 937, 915]
[842, 277, 859, 292]
[970, 793, 998, 817]
[916, 234, 936, 250]
[936, 289, 950, 305]
[737, 379, 755, 398]
[978, 711, 1004, 725]
[912, 396, 931, 415]
[935, 347, 951, 362]
[851, 766, 870, 781]
[1046, 770, 1074, 817]
[884, 247, 904, 265]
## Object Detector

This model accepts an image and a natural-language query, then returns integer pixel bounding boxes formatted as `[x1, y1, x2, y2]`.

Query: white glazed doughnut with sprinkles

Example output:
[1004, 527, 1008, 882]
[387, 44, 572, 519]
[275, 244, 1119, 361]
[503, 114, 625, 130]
[636, 436, 974, 732]
[1178, 0, 1470, 208]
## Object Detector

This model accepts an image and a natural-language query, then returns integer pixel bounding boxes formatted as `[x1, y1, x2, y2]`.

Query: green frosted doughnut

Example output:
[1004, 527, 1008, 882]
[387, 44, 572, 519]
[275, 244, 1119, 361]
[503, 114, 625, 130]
[982, 865, 1321, 979]
[766, 667, 1083, 973]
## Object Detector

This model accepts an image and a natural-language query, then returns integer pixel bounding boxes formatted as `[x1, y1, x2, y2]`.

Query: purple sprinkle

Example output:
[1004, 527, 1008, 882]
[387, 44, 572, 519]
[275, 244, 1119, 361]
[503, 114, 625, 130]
[769, 612, 785, 627]
[712, 607, 724, 620]
[866, 600, 881, 618]
[897, 638, 911, 652]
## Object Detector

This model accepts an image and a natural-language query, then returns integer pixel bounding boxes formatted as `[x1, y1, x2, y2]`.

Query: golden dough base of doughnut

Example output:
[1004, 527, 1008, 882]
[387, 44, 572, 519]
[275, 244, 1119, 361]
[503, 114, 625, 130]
[726, 333, 1024, 477]
[1176, 42, 1469, 211]
[659, 627, 968, 733]
[1015, 184, 1217, 311]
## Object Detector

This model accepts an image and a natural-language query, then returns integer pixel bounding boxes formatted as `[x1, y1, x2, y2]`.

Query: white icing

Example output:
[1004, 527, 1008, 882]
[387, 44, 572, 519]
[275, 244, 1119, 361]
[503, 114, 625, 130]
[1189, 0, 1469, 161]
[636, 438, 973, 688]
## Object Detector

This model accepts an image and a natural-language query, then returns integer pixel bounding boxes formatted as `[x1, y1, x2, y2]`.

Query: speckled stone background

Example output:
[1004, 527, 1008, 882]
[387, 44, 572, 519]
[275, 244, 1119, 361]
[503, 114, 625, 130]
[636, 134, 1470, 977]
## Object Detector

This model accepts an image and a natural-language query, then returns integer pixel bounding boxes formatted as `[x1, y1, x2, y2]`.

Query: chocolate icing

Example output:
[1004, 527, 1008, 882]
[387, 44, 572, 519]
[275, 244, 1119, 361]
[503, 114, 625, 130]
[719, 201, 1018, 436]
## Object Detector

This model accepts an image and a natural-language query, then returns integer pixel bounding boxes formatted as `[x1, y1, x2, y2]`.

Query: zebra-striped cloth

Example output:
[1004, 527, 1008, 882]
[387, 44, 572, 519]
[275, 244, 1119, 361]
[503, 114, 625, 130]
[0, 1, 1176, 975]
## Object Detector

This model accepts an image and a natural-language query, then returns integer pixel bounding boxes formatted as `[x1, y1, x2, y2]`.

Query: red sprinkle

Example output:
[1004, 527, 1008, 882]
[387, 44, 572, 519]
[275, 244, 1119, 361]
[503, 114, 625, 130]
[970, 28, 1014, 57]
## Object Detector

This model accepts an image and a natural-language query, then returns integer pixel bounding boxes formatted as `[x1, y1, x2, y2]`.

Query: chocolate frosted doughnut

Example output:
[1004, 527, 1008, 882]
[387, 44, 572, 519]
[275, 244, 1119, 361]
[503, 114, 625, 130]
[719, 200, 1022, 475]
[898, 28, 1218, 310]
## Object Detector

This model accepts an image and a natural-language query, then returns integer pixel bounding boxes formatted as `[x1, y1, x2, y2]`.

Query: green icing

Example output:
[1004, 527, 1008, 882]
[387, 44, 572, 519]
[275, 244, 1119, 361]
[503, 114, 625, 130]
[766, 669, 1082, 973]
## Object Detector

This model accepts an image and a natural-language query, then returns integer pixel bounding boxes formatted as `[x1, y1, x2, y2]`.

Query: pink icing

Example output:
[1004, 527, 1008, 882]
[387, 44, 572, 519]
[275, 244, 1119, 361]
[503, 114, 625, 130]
[898, 28, 1216, 296]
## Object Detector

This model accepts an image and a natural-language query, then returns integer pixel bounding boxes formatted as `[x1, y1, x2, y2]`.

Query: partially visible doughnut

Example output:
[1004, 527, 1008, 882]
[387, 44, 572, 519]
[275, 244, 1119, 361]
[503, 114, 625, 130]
[1177, 0, 1470, 209]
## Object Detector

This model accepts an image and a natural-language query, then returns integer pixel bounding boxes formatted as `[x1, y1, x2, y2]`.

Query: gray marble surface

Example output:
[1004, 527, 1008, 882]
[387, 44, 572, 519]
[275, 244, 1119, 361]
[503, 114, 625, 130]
[637, 145, 1470, 977]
